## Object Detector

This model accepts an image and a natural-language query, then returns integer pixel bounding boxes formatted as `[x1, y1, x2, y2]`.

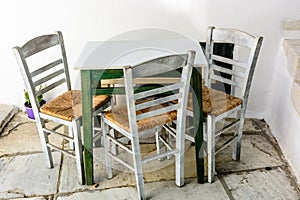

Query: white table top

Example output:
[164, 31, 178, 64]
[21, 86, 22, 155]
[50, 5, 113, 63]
[74, 39, 207, 70]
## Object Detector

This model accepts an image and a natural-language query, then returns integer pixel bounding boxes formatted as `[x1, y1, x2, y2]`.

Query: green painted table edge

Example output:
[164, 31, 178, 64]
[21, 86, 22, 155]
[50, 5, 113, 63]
[80, 68, 204, 185]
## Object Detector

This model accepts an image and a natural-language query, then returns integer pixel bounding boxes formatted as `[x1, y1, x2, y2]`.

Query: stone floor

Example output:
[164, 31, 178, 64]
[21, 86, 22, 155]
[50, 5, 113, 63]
[0, 109, 300, 200]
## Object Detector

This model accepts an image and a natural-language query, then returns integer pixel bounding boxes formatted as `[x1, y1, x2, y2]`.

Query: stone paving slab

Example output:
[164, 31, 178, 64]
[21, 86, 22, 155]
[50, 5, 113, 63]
[10, 198, 46, 200]
[57, 187, 137, 200]
[0, 192, 24, 199]
[0, 152, 61, 197]
[0, 112, 64, 156]
[223, 167, 300, 200]
[57, 178, 229, 200]
[59, 144, 198, 193]
[0, 104, 18, 135]
[215, 134, 284, 174]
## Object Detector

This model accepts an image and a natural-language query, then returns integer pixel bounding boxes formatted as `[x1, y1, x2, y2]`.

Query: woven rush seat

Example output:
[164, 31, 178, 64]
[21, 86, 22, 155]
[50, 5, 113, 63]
[104, 104, 177, 132]
[185, 86, 243, 116]
[40, 90, 110, 121]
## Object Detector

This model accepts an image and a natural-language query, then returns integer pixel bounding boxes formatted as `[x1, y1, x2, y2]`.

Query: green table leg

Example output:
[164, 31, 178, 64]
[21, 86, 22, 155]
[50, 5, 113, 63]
[81, 70, 94, 185]
[191, 67, 204, 183]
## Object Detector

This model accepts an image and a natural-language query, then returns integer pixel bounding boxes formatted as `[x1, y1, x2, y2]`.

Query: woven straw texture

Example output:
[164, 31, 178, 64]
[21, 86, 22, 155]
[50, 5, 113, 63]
[187, 86, 243, 116]
[40, 90, 110, 121]
[104, 103, 177, 132]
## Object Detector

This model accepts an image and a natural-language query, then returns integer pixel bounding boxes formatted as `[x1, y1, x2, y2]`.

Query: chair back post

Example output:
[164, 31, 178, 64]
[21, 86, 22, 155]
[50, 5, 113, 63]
[205, 26, 263, 105]
[13, 46, 41, 118]
[123, 65, 139, 137]
[56, 31, 72, 91]
[205, 26, 215, 87]
[242, 36, 263, 110]
[13, 32, 73, 117]
[123, 51, 196, 136]
[177, 50, 195, 134]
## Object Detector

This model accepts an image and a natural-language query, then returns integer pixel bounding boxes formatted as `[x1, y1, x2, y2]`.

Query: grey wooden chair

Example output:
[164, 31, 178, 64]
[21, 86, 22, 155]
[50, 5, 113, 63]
[184, 27, 263, 183]
[101, 51, 195, 200]
[13, 31, 111, 184]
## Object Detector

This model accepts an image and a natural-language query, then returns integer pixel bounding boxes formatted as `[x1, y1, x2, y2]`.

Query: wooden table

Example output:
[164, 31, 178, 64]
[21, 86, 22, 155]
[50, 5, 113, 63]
[75, 39, 207, 185]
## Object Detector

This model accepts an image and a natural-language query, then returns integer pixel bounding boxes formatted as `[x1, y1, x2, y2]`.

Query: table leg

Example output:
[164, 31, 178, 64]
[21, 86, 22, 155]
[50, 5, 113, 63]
[81, 70, 94, 185]
[191, 67, 204, 183]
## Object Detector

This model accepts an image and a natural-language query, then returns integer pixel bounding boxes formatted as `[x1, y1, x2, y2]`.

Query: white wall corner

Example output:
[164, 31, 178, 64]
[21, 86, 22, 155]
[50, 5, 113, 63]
[291, 81, 300, 117]
[283, 39, 300, 81]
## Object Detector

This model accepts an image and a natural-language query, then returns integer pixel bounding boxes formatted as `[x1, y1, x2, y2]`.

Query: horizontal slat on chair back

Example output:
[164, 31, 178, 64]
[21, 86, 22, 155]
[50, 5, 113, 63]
[21, 34, 59, 58]
[13, 31, 71, 111]
[132, 54, 187, 78]
[123, 51, 195, 133]
[211, 55, 248, 69]
[134, 83, 183, 121]
[36, 78, 66, 97]
[206, 27, 262, 98]
[134, 82, 184, 100]
[212, 28, 255, 49]
[31, 59, 63, 77]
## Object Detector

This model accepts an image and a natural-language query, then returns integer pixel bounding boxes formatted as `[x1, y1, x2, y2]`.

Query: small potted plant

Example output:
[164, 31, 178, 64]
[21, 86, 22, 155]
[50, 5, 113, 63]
[24, 86, 46, 119]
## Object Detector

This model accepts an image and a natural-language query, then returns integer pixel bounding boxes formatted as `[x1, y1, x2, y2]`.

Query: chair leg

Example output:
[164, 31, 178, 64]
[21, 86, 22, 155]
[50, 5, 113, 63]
[131, 134, 146, 200]
[167, 126, 173, 159]
[175, 123, 185, 187]
[155, 127, 163, 158]
[207, 114, 215, 183]
[110, 128, 118, 155]
[102, 119, 113, 179]
[72, 120, 84, 184]
[93, 115, 101, 148]
[232, 110, 245, 161]
[68, 126, 75, 150]
[35, 118, 53, 168]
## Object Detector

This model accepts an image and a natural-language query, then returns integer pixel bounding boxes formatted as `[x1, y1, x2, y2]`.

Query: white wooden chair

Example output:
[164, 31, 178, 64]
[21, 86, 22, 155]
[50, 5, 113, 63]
[101, 51, 195, 199]
[13, 31, 111, 184]
[184, 27, 263, 183]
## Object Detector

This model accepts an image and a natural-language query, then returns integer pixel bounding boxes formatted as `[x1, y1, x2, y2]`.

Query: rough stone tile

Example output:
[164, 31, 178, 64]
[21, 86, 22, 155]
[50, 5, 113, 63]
[57, 187, 138, 200]
[146, 178, 229, 200]
[242, 119, 264, 133]
[58, 155, 89, 193]
[0, 104, 18, 135]
[58, 178, 229, 200]
[0, 112, 64, 156]
[59, 144, 198, 193]
[215, 134, 284, 174]
[219, 119, 263, 135]
[10, 197, 46, 200]
[0, 152, 61, 196]
[0, 192, 24, 199]
[223, 167, 300, 200]
[250, 119, 269, 132]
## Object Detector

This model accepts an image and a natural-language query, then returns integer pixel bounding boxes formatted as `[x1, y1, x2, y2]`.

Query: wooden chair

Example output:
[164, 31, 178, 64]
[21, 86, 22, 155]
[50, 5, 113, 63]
[185, 27, 263, 183]
[101, 51, 195, 199]
[13, 31, 111, 184]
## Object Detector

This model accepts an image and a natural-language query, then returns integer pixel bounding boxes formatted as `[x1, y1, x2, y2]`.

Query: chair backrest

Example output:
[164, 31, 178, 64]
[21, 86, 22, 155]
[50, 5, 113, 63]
[13, 31, 71, 111]
[204, 26, 263, 105]
[123, 51, 195, 135]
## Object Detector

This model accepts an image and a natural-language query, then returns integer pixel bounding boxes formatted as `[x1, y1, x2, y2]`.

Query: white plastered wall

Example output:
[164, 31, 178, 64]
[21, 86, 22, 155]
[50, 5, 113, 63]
[1, 0, 300, 180]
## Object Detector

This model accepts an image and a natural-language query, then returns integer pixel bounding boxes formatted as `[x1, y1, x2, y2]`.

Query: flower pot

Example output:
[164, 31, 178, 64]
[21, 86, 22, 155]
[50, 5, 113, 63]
[24, 100, 46, 119]
[24, 103, 35, 119]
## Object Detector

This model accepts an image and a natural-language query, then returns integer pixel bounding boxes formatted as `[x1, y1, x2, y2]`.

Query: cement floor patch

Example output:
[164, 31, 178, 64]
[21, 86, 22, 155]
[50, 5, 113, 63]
[215, 134, 284, 174]
[0, 152, 61, 196]
[223, 167, 300, 200]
